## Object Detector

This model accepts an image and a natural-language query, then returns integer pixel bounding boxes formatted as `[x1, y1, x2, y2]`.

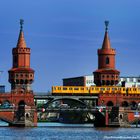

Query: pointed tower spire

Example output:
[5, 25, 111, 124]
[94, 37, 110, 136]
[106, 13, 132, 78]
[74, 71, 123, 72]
[9, 19, 34, 91]
[93, 21, 120, 86]
[16, 19, 26, 48]
[102, 20, 111, 49]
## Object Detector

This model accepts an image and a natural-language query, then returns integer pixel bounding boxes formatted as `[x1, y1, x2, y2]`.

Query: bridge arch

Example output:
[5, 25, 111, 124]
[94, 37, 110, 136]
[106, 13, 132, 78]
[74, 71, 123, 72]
[44, 98, 88, 109]
[106, 101, 114, 107]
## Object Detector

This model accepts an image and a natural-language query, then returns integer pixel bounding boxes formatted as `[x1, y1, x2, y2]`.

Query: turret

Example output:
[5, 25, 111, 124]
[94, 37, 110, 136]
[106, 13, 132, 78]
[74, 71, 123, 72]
[93, 21, 120, 86]
[8, 19, 34, 91]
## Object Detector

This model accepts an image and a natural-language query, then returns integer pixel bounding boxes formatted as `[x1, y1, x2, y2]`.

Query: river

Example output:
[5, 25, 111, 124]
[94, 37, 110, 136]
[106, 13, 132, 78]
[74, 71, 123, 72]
[0, 122, 140, 140]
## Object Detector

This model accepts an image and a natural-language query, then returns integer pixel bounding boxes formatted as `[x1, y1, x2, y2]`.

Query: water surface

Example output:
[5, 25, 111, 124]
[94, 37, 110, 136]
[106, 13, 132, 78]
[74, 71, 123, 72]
[0, 122, 140, 140]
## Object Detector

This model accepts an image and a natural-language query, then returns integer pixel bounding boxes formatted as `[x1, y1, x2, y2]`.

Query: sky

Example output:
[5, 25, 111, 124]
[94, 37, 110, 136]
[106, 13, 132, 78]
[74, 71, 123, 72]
[0, 0, 140, 92]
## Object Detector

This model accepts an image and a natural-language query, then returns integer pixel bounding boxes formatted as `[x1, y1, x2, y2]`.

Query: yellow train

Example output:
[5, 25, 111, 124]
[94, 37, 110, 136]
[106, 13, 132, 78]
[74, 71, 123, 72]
[52, 86, 140, 95]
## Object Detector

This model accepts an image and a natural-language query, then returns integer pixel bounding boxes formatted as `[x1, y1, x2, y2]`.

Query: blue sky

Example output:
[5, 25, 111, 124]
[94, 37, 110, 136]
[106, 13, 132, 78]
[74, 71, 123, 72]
[0, 0, 140, 92]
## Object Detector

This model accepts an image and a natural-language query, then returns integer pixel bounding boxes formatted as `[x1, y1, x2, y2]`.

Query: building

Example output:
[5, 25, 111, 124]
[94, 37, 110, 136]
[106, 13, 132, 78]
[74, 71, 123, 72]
[118, 76, 140, 87]
[63, 75, 140, 88]
[63, 75, 95, 87]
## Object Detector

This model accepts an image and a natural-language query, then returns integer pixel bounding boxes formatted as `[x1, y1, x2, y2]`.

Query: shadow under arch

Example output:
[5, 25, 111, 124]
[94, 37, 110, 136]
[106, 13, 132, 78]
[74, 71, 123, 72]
[44, 98, 88, 108]
[42, 98, 106, 126]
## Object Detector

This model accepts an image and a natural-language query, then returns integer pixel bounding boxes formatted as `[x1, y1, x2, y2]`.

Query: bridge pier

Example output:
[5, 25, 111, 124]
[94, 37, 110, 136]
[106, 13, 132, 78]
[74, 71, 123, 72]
[13, 106, 37, 127]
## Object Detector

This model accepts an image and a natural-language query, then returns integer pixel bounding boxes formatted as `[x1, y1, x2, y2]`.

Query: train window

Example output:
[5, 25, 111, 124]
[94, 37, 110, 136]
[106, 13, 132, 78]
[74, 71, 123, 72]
[86, 88, 88, 90]
[63, 88, 67, 90]
[95, 88, 99, 90]
[100, 88, 105, 91]
[92, 88, 94, 90]
[118, 88, 121, 91]
[123, 88, 125, 91]
[81, 88, 84, 90]
[69, 88, 72, 90]
[107, 88, 110, 90]
[112, 88, 115, 91]
[112, 88, 117, 91]
[53, 87, 56, 90]
[74, 88, 79, 90]
[58, 87, 61, 90]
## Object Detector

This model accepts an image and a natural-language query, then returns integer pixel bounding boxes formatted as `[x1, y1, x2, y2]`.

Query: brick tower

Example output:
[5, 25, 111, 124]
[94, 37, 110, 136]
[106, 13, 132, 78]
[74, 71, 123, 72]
[8, 20, 37, 127]
[93, 21, 120, 86]
[8, 19, 34, 91]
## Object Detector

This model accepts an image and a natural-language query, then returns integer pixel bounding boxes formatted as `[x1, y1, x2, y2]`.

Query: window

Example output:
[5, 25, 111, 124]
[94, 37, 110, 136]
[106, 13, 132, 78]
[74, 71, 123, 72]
[74, 88, 79, 90]
[14, 55, 18, 65]
[63, 88, 67, 90]
[106, 57, 109, 64]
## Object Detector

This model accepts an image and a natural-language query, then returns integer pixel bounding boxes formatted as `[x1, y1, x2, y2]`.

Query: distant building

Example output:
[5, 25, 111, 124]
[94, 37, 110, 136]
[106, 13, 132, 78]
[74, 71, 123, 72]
[0, 85, 5, 93]
[63, 75, 95, 87]
[63, 75, 140, 88]
[118, 76, 140, 87]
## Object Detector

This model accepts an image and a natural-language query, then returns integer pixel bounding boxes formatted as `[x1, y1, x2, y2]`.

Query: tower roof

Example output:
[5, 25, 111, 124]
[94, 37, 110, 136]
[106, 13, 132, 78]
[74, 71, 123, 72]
[102, 21, 111, 49]
[16, 19, 27, 48]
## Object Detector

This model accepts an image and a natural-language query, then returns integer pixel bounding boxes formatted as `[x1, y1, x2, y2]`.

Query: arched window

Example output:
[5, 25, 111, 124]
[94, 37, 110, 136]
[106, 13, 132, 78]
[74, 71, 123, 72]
[122, 101, 129, 107]
[106, 57, 109, 64]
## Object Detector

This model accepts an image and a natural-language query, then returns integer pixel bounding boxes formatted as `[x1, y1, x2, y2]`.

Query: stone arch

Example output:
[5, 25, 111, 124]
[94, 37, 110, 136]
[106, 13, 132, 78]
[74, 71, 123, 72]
[106, 101, 114, 107]
[122, 101, 129, 107]
[119, 114, 123, 120]
[25, 112, 30, 118]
